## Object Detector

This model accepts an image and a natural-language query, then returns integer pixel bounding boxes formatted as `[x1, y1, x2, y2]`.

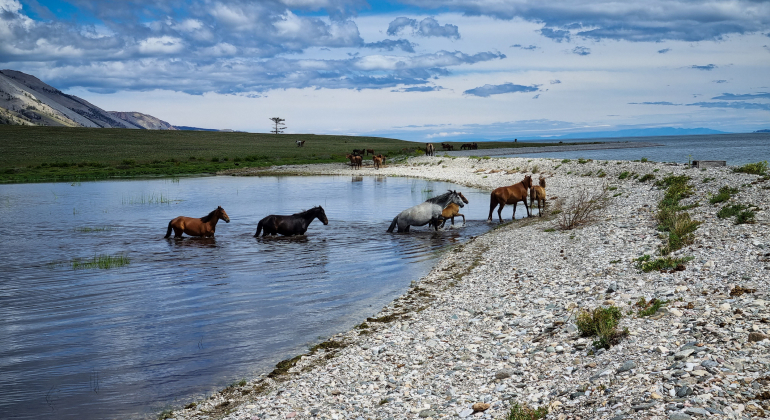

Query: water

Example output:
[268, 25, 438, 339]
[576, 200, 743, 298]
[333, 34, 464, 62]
[0, 175, 519, 420]
[502, 133, 770, 165]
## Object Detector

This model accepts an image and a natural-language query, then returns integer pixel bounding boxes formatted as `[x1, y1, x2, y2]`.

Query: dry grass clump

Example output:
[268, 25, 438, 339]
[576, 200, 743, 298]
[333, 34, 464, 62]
[556, 185, 610, 230]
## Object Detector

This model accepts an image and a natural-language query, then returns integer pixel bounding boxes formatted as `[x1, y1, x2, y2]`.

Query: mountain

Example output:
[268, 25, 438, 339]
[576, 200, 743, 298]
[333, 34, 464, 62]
[0, 69, 173, 130]
[108, 111, 177, 130]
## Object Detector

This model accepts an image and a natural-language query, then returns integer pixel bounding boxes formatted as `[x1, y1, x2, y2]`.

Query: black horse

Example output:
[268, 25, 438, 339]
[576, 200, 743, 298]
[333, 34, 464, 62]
[254, 206, 329, 236]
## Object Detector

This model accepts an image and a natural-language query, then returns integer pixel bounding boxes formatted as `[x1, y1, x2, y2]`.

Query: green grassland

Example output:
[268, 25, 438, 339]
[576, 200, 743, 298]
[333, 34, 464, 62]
[0, 126, 593, 183]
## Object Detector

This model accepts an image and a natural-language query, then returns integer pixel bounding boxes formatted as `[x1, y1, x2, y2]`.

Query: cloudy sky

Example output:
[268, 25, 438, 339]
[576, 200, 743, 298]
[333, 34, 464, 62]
[1, 0, 769, 139]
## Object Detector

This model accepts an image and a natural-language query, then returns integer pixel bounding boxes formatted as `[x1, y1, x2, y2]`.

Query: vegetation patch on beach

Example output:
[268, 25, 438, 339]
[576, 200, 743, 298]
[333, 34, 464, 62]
[575, 306, 628, 350]
[733, 160, 768, 176]
[653, 175, 701, 255]
[709, 185, 740, 204]
[634, 254, 693, 273]
[506, 402, 548, 420]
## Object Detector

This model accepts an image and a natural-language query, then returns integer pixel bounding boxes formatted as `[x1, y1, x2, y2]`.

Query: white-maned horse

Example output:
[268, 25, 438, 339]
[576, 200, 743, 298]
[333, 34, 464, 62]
[387, 190, 466, 233]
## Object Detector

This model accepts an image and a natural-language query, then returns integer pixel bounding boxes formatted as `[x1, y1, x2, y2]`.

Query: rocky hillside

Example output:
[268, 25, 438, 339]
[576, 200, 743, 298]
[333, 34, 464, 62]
[0, 70, 172, 129]
[108, 111, 177, 130]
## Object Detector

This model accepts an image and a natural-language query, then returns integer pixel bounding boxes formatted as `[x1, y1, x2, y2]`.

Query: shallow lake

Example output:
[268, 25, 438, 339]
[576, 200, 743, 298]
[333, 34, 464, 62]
[0, 175, 528, 420]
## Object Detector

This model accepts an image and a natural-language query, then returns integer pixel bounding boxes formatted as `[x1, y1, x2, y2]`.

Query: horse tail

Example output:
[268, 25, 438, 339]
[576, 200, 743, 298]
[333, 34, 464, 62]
[255, 220, 263, 237]
[164, 220, 173, 238]
[387, 216, 398, 233]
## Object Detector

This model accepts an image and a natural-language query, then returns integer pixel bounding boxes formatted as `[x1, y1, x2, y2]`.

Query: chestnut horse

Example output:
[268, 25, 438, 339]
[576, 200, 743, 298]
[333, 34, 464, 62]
[373, 155, 383, 170]
[255, 206, 329, 236]
[487, 175, 532, 222]
[439, 191, 470, 227]
[165, 206, 230, 238]
[530, 176, 547, 217]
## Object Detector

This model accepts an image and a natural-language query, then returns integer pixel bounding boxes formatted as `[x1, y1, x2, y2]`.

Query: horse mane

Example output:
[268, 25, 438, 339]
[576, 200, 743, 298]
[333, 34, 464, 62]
[295, 206, 322, 215]
[425, 190, 454, 204]
[200, 208, 218, 222]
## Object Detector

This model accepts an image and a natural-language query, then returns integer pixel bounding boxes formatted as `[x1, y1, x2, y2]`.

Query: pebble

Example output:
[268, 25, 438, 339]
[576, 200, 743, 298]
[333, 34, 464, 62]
[173, 157, 770, 420]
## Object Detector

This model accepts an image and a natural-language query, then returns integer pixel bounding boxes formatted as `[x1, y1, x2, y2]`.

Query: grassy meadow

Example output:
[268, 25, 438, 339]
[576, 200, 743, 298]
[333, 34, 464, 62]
[0, 125, 591, 183]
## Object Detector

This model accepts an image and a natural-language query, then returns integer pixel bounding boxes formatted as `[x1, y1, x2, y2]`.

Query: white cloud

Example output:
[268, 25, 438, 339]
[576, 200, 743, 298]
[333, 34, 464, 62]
[137, 36, 185, 55]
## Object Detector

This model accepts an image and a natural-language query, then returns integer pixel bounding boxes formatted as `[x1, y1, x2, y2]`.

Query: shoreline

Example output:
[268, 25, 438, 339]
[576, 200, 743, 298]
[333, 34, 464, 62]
[444, 142, 664, 158]
[173, 156, 769, 420]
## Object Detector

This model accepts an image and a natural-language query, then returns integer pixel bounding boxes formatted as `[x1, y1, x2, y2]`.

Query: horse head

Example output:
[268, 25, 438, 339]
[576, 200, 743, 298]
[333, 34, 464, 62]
[448, 190, 465, 208]
[522, 175, 533, 189]
[315, 206, 329, 225]
[457, 191, 469, 204]
[217, 206, 231, 223]
[539, 176, 546, 188]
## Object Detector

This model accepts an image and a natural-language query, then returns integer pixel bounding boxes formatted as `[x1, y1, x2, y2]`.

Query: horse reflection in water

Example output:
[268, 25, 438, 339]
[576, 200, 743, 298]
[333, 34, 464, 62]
[387, 190, 465, 233]
[255, 206, 329, 237]
[165, 206, 230, 238]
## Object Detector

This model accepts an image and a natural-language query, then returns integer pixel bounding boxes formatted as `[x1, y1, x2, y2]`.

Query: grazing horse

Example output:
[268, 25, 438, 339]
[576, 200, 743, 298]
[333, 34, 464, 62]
[460, 143, 473, 150]
[426, 143, 435, 156]
[530, 176, 547, 217]
[471, 142, 478, 150]
[165, 206, 230, 238]
[296, 140, 305, 147]
[488, 175, 533, 222]
[366, 148, 375, 156]
[352, 149, 366, 156]
[441, 143, 454, 151]
[387, 190, 465, 233]
[255, 206, 329, 236]
[373, 155, 383, 170]
[438, 191, 470, 227]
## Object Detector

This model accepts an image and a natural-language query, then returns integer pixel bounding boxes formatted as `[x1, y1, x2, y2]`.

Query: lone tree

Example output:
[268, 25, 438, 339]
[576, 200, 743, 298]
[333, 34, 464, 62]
[269, 117, 286, 134]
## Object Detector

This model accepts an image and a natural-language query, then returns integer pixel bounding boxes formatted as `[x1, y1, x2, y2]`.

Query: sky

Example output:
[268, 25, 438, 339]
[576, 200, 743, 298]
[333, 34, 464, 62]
[1, 0, 769, 140]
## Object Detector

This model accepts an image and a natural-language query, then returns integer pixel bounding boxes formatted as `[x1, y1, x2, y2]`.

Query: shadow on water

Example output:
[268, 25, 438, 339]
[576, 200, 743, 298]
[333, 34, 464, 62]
[0, 175, 524, 420]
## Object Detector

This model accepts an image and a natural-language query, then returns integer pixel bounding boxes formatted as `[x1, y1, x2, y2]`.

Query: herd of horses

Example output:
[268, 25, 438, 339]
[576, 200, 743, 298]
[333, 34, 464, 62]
[423, 142, 477, 156]
[345, 149, 386, 170]
[164, 175, 548, 238]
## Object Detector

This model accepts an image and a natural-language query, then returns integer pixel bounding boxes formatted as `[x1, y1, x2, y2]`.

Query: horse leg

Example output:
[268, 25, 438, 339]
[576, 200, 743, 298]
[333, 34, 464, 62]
[459, 214, 465, 224]
[523, 199, 530, 218]
[511, 202, 517, 221]
[497, 203, 505, 222]
[487, 196, 498, 222]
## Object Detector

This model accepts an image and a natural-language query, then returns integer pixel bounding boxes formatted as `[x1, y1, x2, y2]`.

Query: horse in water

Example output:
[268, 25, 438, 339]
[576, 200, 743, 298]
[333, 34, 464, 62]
[255, 206, 329, 236]
[387, 190, 465, 233]
[488, 175, 533, 222]
[165, 206, 230, 238]
[439, 192, 470, 227]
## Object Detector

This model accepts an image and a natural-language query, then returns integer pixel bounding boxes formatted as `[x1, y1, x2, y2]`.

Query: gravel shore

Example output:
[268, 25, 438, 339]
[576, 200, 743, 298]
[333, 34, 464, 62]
[173, 156, 770, 420]
[444, 142, 663, 157]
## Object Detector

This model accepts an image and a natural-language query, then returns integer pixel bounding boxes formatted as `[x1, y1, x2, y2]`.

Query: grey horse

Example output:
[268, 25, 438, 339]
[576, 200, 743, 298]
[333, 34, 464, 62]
[387, 190, 466, 233]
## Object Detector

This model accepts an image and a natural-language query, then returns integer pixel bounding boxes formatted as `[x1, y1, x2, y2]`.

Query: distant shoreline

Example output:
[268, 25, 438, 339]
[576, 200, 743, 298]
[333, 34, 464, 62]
[445, 141, 664, 157]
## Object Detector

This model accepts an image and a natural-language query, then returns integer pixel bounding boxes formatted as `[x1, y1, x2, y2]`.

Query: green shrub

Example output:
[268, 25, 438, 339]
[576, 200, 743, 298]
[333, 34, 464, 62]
[733, 161, 768, 175]
[640, 157, 649, 163]
[735, 209, 756, 225]
[709, 186, 739, 204]
[635, 297, 668, 317]
[618, 171, 630, 179]
[717, 203, 749, 219]
[576, 306, 627, 349]
[506, 403, 548, 420]
[638, 174, 655, 182]
[634, 254, 693, 272]
[561, 159, 571, 163]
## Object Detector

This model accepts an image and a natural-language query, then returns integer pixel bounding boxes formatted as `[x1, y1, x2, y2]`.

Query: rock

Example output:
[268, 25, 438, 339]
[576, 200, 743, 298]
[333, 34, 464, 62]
[606, 281, 618, 293]
[418, 409, 437, 418]
[748, 332, 769, 342]
[458, 408, 474, 418]
[472, 402, 490, 413]
[655, 346, 669, 354]
[669, 413, 692, 420]
[495, 369, 513, 380]
[675, 349, 694, 360]
[616, 360, 636, 373]
[684, 407, 710, 417]
[632, 402, 656, 411]
[677, 385, 693, 397]
[669, 308, 683, 317]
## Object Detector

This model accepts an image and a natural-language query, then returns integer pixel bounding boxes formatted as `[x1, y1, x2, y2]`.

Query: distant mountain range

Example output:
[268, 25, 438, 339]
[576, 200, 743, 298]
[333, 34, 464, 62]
[0, 69, 228, 131]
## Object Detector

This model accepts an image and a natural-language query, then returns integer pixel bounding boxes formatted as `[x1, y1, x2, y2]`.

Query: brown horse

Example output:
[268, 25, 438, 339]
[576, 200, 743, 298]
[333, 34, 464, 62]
[488, 175, 532, 222]
[165, 206, 230, 238]
[366, 148, 375, 156]
[439, 191, 470, 227]
[530, 176, 547, 216]
[373, 155, 382, 170]
[426, 143, 435, 156]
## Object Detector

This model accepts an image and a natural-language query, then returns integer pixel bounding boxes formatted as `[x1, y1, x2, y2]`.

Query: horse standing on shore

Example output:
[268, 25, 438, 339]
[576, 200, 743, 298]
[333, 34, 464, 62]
[165, 206, 230, 238]
[373, 155, 383, 170]
[255, 206, 329, 236]
[426, 143, 435, 156]
[488, 175, 533, 222]
[387, 190, 465, 233]
[530, 176, 548, 216]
